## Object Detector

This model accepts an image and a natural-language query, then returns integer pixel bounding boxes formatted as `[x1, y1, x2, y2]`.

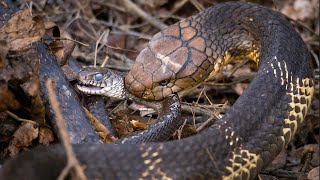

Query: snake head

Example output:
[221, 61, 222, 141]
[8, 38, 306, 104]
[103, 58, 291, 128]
[125, 23, 209, 101]
[77, 67, 126, 99]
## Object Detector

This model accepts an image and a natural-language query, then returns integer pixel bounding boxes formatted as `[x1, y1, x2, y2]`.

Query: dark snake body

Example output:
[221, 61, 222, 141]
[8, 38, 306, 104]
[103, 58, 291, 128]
[0, 2, 314, 179]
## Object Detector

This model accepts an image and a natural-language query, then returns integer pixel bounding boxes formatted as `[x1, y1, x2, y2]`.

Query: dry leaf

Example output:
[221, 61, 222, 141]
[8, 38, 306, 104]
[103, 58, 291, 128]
[308, 167, 319, 180]
[269, 150, 287, 170]
[49, 40, 75, 66]
[84, 108, 117, 143]
[0, 9, 45, 51]
[112, 113, 134, 138]
[233, 83, 248, 95]
[44, 20, 56, 29]
[30, 94, 46, 125]
[49, 40, 65, 65]
[130, 120, 148, 130]
[21, 70, 40, 97]
[38, 126, 54, 145]
[0, 40, 9, 67]
[281, 0, 317, 20]
[61, 64, 79, 81]
[7, 122, 38, 156]
[0, 84, 20, 111]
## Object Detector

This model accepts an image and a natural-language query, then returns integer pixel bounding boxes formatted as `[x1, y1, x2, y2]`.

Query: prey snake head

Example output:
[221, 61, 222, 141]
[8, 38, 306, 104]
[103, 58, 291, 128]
[77, 67, 126, 99]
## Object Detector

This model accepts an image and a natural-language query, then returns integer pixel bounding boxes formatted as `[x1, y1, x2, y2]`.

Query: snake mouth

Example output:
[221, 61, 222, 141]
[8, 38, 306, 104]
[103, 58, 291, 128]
[77, 81, 105, 95]
[77, 80, 126, 99]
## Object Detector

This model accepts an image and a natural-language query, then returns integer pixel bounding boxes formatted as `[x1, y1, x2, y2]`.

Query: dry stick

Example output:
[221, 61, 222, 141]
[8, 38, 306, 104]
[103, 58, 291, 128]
[52, 37, 90, 47]
[93, 0, 126, 12]
[181, 104, 213, 117]
[83, 108, 117, 143]
[195, 87, 205, 105]
[100, 55, 110, 68]
[196, 101, 228, 132]
[63, 11, 81, 30]
[45, 79, 87, 180]
[189, 0, 205, 12]
[288, 17, 319, 37]
[298, 152, 312, 180]
[94, 29, 109, 67]
[177, 119, 188, 140]
[6, 110, 38, 125]
[91, 19, 152, 40]
[227, 58, 250, 79]
[181, 102, 225, 109]
[169, 0, 189, 17]
[121, 0, 168, 30]
[203, 91, 214, 106]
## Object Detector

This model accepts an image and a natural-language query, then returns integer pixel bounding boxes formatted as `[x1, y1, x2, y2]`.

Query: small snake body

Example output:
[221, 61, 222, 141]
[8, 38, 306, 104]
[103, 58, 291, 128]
[0, 2, 314, 179]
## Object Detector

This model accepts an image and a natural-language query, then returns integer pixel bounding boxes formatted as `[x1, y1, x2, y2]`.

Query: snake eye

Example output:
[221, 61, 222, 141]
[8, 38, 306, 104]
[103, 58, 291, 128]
[159, 79, 170, 86]
[95, 73, 103, 81]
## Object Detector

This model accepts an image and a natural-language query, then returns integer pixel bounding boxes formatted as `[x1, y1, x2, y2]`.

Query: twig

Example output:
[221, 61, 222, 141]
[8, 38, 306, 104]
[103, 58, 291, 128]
[6, 110, 38, 126]
[63, 10, 81, 30]
[203, 91, 213, 105]
[181, 104, 213, 117]
[196, 115, 216, 132]
[51, 37, 90, 47]
[93, 0, 126, 12]
[177, 119, 188, 140]
[169, 0, 189, 17]
[205, 148, 220, 173]
[227, 59, 250, 78]
[100, 55, 109, 68]
[181, 102, 227, 109]
[189, 0, 204, 12]
[83, 108, 117, 143]
[121, 0, 168, 30]
[287, 16, 319, 38]
[203, 75, 254, 86]
[94, 30, 109, 67]
[298, 152, 312, 180]
[105, 44, 138, 52]
[196, 101, 228, 132]
[89, 19, 152, 39]
[195, 87, 205, 105]
[45, 79, 87, 180]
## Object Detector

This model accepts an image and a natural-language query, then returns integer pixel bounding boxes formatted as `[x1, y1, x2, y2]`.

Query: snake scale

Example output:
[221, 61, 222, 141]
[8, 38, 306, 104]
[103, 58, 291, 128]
[0, 1, 314, 180]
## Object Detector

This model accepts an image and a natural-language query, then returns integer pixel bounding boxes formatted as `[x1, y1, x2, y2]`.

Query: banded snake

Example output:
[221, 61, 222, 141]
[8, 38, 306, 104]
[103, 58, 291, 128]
[0, 1, 314, 179]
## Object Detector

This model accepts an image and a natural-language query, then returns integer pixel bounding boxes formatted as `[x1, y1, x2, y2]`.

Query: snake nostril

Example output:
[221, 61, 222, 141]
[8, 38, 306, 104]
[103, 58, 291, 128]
[159, 79, 170, 86]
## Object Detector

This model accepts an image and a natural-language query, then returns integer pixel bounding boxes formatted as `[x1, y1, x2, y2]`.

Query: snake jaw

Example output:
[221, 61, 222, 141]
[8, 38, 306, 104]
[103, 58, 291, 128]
[76, 80, 104, 95]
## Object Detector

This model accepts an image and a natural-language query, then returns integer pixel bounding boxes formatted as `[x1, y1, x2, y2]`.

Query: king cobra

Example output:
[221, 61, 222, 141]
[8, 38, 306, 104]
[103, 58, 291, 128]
[0, 2, 314, 179]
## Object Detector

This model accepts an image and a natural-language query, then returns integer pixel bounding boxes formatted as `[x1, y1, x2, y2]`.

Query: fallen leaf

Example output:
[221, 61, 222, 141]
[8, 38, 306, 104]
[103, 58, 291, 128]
[130, 120, 148, 130]
[7, 122, 38, 156]
[49, 40, 65, 65]
[303, 144, 320, 167]
[84, 108, 117, 143]
[44, 20, 56, 29]
[112, 113, 134, 138]
[0, 8, 45, 51]
[233, 83, 248, 95]
[30, 93, 46, 125]
[0, 40, 9, 67]
[268, 150, 287, 170]
[0, 84, 20, 111]
[281, 0, 317, 20]
[49, 40, 75, 66]
[308, 167, 319, 180]
[38, 126, 54, 145]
